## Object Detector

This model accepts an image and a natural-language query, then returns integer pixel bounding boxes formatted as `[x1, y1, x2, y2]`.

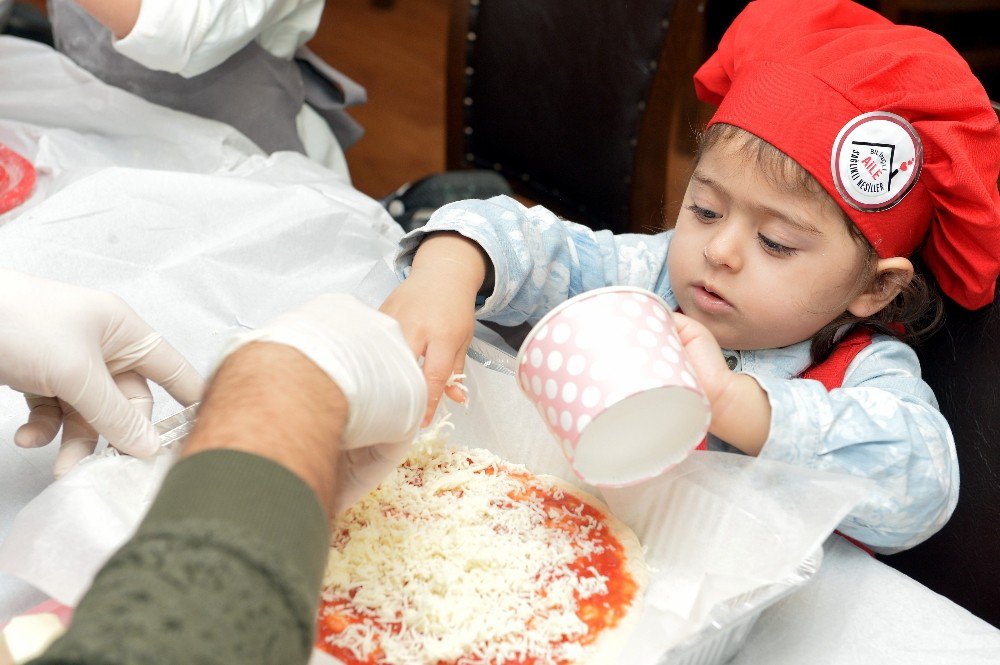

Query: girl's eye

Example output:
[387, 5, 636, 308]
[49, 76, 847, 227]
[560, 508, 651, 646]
[686, 204, 720, 222]
[758, 233, 797, 256]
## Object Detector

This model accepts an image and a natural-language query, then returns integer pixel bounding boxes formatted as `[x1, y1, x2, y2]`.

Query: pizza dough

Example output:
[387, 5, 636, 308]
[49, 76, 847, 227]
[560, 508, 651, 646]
[316, 439, 647, 665]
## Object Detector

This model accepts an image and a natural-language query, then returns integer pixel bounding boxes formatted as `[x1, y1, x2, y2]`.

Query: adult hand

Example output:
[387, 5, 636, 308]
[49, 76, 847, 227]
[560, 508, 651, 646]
[0, 269, 204, 476]
[216, 294, 426, 514]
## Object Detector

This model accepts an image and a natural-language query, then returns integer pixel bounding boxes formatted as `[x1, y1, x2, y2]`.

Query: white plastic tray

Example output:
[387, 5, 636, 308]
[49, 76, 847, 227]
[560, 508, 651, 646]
[466, 337, 823, 665]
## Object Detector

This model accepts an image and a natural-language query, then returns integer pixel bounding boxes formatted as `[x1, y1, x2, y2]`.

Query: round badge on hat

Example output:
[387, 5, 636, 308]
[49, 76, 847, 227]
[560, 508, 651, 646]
[831, 111, 922, 212]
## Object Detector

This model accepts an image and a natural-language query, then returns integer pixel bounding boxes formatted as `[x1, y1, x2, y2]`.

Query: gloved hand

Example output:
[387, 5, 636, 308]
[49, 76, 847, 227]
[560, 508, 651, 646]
[0, 269, 205, 477]
[217, 293, 426, 513]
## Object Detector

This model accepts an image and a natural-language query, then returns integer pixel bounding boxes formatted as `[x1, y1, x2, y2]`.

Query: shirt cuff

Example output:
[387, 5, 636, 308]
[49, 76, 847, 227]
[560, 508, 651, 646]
[746, 372, 823, 466]
[138, 449, 330, 594]
[393, 207, 506, 318]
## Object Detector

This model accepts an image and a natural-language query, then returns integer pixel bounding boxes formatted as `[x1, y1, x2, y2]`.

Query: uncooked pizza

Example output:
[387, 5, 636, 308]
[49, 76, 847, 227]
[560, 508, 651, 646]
[315, 438, 647, 664]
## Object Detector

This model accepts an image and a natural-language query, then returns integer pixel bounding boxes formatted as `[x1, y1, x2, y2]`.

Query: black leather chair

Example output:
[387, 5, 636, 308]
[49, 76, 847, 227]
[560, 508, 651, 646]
[446, 0, 707, 233]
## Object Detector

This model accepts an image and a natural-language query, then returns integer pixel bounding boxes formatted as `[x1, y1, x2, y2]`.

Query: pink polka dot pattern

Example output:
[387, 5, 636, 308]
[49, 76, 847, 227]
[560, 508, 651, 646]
[516, 287, 708, 485]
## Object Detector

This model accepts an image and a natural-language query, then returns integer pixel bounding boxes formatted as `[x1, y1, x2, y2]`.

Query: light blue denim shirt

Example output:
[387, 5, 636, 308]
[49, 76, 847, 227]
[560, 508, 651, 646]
[394, 195, 959, 553]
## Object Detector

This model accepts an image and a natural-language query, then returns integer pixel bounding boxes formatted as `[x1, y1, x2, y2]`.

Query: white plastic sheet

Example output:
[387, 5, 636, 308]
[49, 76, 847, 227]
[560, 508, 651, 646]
[0, 341, 870, 664]
[0, 35, 401, 615]
[417, 343, 871, 662]
[0, 408, 195, 608]
[0, 446, 177, 608]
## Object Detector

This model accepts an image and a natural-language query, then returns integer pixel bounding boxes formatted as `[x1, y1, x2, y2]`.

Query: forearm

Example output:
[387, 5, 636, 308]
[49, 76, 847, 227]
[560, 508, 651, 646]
[73, 0, 141, 38]
[708, 373, 771, 456]
[30, 343, 348, 665]
[30, 451, 331, 665]
[394, 196, 673, 326]
[742, 338, 957, 550]
[410, 231, 491, 298]
[184, 342, 348, 516]
[110, 0, 323, 76]
[754, 371, 957, 550]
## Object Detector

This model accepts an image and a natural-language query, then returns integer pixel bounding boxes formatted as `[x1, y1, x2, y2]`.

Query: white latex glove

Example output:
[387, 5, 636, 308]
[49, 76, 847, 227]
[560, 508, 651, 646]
[0, 269, 205, 477]
[217, 293, 426, 513]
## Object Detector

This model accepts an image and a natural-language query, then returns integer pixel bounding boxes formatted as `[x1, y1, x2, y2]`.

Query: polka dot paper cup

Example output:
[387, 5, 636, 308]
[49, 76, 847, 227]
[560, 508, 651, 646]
[516, 287, 711, 487]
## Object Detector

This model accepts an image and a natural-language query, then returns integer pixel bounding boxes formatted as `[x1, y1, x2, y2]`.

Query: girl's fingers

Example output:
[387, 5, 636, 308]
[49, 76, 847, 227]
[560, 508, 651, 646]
[671, 312, 703, 343]
[421, 342, 458, 426]
[442, 344, 470, 404]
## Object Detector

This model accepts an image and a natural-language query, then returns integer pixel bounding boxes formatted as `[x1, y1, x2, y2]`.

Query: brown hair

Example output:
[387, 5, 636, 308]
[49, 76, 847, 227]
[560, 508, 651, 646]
[695, 123, 943, 363]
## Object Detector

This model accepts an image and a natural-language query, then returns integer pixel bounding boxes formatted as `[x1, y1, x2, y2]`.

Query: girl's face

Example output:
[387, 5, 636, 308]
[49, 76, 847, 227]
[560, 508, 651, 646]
[668, 140, 868, 351]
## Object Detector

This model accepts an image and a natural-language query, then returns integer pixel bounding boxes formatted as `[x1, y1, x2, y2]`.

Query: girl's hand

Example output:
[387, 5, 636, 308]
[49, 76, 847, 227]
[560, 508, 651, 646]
[671, 312, 771, 454]
[671, 312, 737, 404]
[380, 233, 489, 426]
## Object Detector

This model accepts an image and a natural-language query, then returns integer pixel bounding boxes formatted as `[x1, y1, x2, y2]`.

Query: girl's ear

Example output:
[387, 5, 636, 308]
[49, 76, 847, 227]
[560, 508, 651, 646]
[847, 257, 914, 318]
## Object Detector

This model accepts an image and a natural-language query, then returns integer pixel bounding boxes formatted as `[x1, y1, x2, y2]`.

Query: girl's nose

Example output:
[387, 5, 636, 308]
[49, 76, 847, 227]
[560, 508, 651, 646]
[703, 229, 743, 271]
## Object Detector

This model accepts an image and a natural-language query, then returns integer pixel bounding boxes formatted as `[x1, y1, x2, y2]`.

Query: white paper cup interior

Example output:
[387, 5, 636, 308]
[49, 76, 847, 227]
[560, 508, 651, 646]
[574, 386, 707, 486]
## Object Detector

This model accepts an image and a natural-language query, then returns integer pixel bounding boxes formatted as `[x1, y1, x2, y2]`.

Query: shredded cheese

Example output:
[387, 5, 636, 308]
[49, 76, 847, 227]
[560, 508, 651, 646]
[444, 372, 470, 409]
[320, 428, 613, 664]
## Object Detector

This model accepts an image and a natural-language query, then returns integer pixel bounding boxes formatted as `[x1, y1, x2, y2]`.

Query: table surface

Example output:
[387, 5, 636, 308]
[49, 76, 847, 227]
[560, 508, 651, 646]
[0, 35, 998, 665]
[730, 536, 1000, 665]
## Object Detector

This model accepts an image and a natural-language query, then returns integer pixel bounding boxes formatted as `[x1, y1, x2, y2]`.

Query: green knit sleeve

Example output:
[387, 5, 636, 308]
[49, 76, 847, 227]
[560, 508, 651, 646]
[29, 450, 330, 665]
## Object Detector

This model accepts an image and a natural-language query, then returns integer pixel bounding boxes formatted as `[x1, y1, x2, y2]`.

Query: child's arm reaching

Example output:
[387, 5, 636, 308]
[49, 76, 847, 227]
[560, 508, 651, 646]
[380, 232, 488, 426]
[393, 195, 673, 326]
[676, 314, 956, 552]
[387, 195, 673, 420]
[754, 339, 957, 553]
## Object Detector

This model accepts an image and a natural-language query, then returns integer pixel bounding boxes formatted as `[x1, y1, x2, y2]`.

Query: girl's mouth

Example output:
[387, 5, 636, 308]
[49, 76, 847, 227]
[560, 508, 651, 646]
[692, 284, 734, 313]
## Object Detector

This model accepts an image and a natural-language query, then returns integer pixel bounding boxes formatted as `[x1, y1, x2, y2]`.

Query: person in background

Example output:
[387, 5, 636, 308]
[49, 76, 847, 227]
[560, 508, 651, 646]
[48, 0, 363, 179]
[380, 0, 1000, 553]
[21, 294, 425, 664]
[0, 269, 203, 477]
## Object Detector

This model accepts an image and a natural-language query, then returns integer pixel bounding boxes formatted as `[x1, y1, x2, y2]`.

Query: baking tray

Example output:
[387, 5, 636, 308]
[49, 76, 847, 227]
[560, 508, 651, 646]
[9, 344, 820, 665]
[656, 547, 822, 664]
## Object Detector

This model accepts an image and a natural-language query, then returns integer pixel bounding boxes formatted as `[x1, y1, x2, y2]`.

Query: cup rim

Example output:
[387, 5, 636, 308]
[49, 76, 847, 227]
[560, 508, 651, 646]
[568, 384, 711, 487]
[514, 286, 672, 369]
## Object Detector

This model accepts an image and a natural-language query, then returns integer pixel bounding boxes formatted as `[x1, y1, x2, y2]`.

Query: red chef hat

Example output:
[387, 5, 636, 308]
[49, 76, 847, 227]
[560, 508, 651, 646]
[694, 0, 1000, 309]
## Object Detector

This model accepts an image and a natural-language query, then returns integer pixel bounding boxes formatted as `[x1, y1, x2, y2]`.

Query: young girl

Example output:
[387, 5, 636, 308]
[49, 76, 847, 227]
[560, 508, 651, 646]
[380, 0, 1000, 553]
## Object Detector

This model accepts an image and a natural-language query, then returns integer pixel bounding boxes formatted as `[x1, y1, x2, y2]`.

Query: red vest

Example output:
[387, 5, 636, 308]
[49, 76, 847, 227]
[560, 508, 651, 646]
[800, 328, 875, 389]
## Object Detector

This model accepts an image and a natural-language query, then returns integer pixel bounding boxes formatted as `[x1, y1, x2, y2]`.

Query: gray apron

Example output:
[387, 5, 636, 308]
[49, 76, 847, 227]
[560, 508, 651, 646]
[48, 0, 364, 154]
